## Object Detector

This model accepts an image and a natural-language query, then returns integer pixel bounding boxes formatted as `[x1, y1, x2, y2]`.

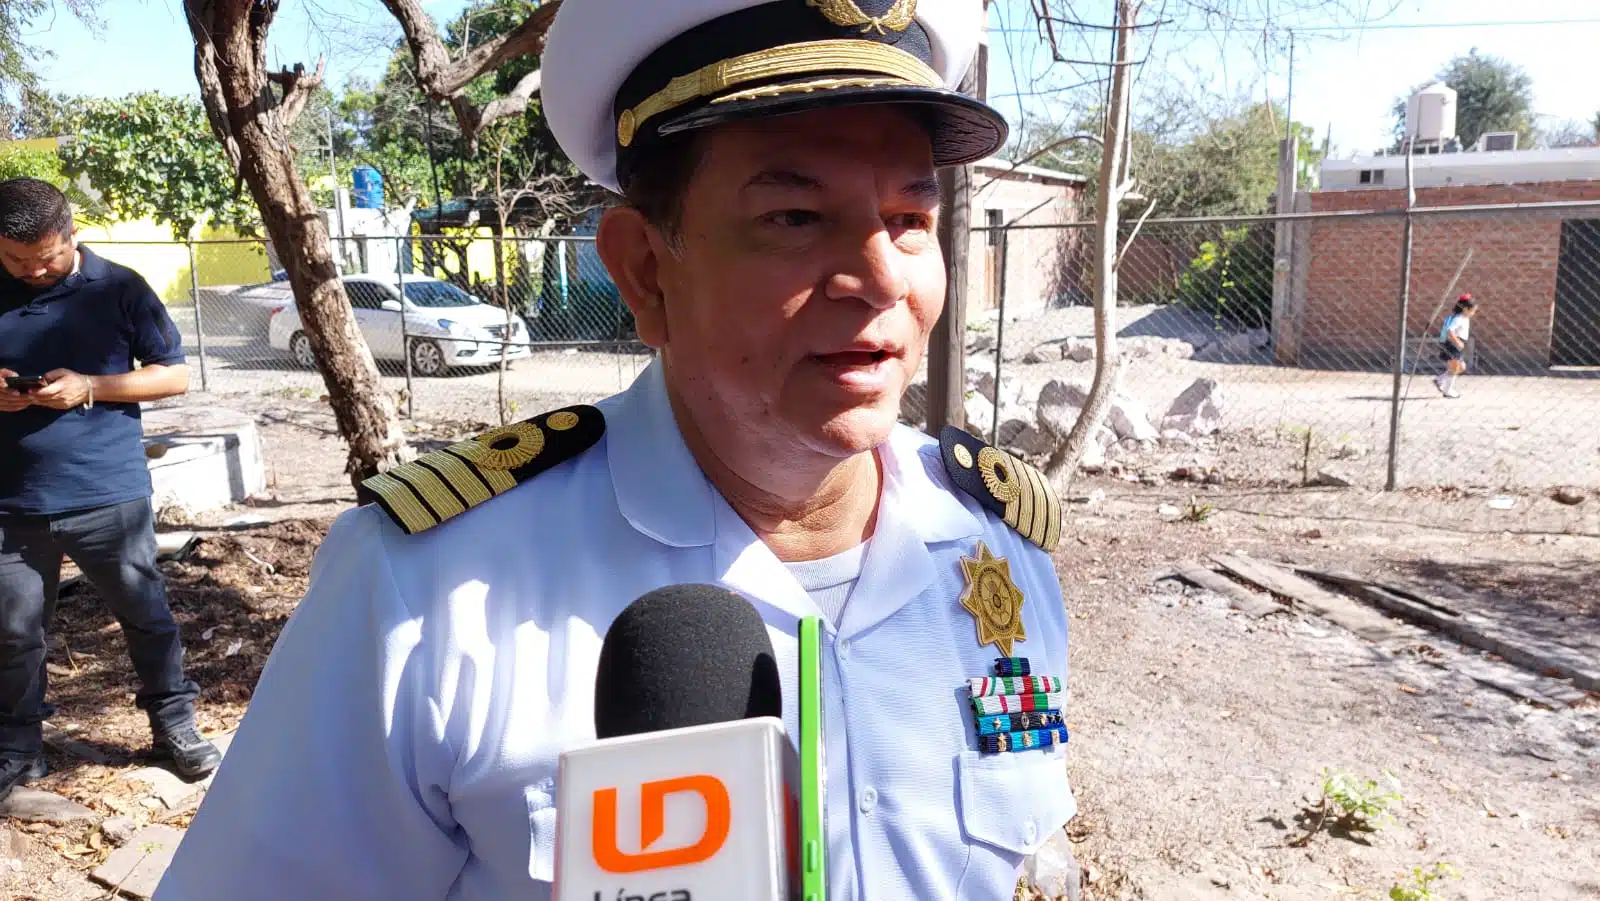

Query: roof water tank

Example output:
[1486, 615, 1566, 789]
[351, 166, 384, 209]
[1405, 83, 1457, 143]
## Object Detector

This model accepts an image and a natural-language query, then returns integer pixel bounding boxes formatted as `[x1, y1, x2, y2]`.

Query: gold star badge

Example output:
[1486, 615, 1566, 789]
[958, 541, 1027, 657]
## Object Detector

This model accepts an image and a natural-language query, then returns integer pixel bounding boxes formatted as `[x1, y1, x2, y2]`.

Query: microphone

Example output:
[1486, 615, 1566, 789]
[555, 584, 799, 901]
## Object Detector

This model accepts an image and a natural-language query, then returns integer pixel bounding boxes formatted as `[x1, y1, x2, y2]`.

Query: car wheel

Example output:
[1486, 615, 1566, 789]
[289, 331, 317, 368]
[410, 338, 448, 377]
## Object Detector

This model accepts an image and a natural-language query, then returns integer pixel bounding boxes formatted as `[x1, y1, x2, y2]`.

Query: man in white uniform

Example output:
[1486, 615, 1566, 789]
[155, 0, 1077, 898]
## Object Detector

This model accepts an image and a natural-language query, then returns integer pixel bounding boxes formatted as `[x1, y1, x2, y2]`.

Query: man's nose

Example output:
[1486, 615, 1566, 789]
[825, 229, 909, 311]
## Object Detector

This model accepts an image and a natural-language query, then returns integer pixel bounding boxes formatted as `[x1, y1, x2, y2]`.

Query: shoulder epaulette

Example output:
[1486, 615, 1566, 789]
[938, 425, 1061, 553]
[358, 405, 606, 535]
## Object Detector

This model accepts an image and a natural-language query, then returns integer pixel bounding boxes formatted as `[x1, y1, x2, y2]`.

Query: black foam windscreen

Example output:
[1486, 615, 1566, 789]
[594, 584, 784, 740]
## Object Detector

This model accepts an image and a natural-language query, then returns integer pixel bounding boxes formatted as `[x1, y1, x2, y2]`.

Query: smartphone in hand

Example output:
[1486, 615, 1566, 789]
[4, 375, 45, 392]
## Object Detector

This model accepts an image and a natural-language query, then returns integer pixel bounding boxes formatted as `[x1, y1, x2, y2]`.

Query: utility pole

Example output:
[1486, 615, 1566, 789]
[927, 0, 988, 436]
[328, 109, 347, 271]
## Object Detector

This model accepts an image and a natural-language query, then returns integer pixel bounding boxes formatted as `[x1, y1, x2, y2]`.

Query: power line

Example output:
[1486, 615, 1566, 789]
[992, 16, 1600, 35]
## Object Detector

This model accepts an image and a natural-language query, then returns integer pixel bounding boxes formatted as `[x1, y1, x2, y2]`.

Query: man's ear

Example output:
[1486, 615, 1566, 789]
[596, 206, 669, 349]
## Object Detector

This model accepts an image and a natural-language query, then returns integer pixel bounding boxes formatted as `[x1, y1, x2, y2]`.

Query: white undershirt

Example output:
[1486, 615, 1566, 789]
[783, 540, 870, 627]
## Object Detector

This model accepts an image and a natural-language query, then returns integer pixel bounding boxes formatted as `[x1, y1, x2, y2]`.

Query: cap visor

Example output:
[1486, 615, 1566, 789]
[654, 81, 1009, 168]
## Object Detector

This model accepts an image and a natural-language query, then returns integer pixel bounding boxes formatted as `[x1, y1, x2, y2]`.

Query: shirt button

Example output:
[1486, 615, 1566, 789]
[859, 787, 877, 814]
[1025, 819, 1038, 843]
[838, 639, 852, 658]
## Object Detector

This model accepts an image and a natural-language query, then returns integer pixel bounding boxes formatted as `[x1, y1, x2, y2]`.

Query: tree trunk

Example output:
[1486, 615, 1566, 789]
[185, 0, 411, 492]
[1043, 0, 1136, 486]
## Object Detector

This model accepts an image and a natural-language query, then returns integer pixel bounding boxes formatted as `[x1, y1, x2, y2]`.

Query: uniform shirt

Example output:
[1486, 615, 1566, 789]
[1443, 313, 1471, 346]
[155, 360, 1076, 901]
[0, 245, 187, 515]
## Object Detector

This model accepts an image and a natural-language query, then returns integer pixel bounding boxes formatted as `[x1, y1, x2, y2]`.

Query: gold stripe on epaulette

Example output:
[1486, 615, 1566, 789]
[365, 473, 438, 534]
[1025, 456, 1051, 548]
[420, 451, 493, 507]
[444, 442, 517, 494]
[392, 462, 467, 522]
[1040, 465, 1062, 552]
[1011, 450, 1035, 543]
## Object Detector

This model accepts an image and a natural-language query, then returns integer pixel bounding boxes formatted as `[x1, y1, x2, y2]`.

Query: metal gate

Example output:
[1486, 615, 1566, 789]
[1552, 219, 1600, 367]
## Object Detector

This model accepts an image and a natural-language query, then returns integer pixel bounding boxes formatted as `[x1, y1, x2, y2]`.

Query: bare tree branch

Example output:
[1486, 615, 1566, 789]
[267, 57, 326, 128]
[975, 132, 1102, 194]
[380, 0, 562, 150]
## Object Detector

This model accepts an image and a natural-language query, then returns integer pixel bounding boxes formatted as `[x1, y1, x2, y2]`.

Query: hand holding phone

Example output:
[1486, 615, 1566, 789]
[0, 369, 36, 412]
[5, 375, 45, 392]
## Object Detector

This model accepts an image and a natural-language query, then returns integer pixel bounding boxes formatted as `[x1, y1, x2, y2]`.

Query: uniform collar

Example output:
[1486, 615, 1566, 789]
[605, 358, 718, 547]
[76, 245, 111, 281]
[604, 358, 982, 549]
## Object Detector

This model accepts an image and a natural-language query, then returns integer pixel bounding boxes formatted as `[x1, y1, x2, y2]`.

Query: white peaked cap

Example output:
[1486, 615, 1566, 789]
[540, 0, 1004, 192]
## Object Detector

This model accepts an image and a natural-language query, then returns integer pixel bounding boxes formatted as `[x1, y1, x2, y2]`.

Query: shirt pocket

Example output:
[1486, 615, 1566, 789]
[525, 784, 559, 883]
[954, 749, 1077, 898]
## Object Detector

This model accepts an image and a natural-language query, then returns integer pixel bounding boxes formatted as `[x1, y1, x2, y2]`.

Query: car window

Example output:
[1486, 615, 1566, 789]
[403, 281, 480, 308]
[345, 282, 384, 310]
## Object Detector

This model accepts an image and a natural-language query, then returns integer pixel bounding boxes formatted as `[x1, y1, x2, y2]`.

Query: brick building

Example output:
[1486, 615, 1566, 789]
[1284, 148, 1600, 372]
[964, 158, 1087, 316]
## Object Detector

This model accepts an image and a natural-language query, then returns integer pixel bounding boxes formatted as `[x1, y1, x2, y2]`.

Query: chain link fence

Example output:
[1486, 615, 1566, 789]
[927, 201, 1600, 531]
[90, 233, 652, 430]
[91, 201, 1599, 529]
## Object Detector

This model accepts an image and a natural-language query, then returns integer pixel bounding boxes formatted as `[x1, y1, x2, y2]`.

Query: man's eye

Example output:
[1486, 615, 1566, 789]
[761, 210, 821, 228]
[888, 213, 932, 231]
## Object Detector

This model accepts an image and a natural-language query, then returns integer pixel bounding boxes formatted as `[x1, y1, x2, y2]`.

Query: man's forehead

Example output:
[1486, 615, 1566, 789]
[0, 233, 71, 256]
[700, 107, 937, 183]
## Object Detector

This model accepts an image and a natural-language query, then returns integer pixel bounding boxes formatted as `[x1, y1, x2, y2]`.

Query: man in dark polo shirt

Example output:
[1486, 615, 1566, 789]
[0, 177, 221, 800]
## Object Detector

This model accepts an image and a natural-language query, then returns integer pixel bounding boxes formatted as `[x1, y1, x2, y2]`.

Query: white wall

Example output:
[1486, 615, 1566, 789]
[1320, 146, 1600, 191]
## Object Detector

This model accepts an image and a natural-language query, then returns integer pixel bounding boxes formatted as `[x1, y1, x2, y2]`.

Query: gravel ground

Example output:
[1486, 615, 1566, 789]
[176, 301, 1598, 496]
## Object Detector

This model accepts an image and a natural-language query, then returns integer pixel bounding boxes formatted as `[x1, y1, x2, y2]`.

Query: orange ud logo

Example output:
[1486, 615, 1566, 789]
[592, 775, 732, 874]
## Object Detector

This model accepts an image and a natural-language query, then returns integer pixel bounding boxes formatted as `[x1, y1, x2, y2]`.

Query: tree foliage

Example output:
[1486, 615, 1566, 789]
[57, 92, 259, 240]
[1390, 49, 1534, 150]
[1014, 89, 1321, 219]
[0, 144, 62, 183]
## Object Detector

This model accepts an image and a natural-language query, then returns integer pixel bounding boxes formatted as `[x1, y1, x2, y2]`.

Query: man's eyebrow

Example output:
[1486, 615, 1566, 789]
[900, 176, 941, 202]
[742, 169, 825, 192]
[740, 170, 941, 200]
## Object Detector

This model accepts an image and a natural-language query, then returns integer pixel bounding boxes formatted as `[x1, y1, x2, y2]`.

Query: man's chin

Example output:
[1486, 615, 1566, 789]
[804, 404, 901, 457]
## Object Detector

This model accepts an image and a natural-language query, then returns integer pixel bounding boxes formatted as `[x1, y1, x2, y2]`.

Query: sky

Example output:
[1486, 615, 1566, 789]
[985, 0, 1600, 158]
[21, 0, 1600, 160]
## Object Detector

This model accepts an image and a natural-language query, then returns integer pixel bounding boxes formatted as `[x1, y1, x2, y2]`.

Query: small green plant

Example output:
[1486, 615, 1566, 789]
[1181, 494, 1213, 523]
[1389, 862, 1459, 901]
[1290, 767, 1403, 846]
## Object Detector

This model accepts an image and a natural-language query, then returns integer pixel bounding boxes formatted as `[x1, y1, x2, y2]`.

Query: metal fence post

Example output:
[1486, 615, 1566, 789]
[396, 235, 413, 419]
[186, 238, 209, 392]
[990, 227, 1009, 445]
[1385, 144, 1417, 491]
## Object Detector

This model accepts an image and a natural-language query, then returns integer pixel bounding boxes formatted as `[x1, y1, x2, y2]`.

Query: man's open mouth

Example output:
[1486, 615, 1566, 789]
[814, 349, 892, 366]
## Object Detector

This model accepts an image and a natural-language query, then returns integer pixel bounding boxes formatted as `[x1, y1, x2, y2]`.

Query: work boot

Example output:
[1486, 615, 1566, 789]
[152, 722, 223, 780]
[0, 754, 48, 803]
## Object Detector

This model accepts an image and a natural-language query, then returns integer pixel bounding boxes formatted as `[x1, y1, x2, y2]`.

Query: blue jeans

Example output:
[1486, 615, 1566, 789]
[0, 498, 200, 758]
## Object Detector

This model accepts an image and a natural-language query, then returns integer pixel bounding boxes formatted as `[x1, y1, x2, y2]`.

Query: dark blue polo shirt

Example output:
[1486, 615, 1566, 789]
[0, 246, 187, 516]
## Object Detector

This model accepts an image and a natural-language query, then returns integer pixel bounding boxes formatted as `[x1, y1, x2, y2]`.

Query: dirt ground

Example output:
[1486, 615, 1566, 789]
[4, 397, 1597, 900]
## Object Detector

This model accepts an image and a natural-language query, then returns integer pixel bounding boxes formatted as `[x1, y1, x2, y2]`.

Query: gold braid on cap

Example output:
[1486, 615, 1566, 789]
[617, 39, 941, 147]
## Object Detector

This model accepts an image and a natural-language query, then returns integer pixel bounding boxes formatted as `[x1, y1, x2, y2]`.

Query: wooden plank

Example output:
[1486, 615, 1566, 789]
[1172, 564, 1282, 618]
[1210, 554, 1415, 645]
[1436, 656, 1566, 710]
[1292, 565, 1462, 616]
[1298, 567, 1600, 693]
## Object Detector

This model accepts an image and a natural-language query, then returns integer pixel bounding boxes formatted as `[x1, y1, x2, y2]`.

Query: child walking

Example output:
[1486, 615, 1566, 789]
[1435, 294, 1479, 398]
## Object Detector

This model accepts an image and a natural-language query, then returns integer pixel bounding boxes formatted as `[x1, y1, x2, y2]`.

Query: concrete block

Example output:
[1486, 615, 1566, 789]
[143, 407, 266, 515]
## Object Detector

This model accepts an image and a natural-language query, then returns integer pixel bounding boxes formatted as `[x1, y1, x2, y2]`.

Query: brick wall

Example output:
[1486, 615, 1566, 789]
[966, 170, 1087, 316]
[1302, 181, 1600, 371]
